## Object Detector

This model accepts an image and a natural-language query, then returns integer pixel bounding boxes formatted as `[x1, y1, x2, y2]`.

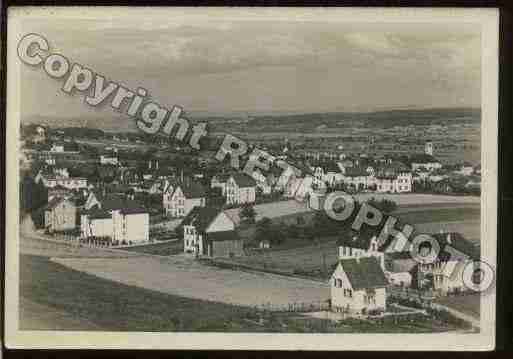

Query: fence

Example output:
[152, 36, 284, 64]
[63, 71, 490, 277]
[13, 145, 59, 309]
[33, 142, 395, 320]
[388, 286, 436, 301]
[254, 300, 331, 313]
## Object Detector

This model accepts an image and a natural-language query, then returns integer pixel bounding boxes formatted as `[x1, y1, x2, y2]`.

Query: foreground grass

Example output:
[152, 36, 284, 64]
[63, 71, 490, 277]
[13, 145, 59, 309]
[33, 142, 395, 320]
[121, 240, 184, 256]
[434, 294, 481, 319]
[20, 255, 465, 333]
[20, 254, 267, 332]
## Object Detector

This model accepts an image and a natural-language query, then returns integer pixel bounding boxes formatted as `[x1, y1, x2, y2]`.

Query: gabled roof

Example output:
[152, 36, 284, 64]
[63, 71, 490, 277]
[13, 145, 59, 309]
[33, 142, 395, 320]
[322, 162, 342, 173]
[339, 257, 388, 290]
[119, 207, 147, 215]
[230, 173, 257, 187]
[44, 197, 67, 211]
[337, 225, 394, 252]
[344, 166, 368, 177]
[207, 230, 240, 242]
[178, 181, 207, 198]
[181, 206, 224, 233]
[87, 208, 112, 220]
[100, 194, 144, 212]
[49, 184, 69, 192]
[212, 173, 231, 183]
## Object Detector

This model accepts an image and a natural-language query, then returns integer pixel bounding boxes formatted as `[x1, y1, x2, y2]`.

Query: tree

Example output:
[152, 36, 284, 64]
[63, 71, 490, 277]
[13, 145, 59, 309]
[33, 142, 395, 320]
[240, 203, 256, 224]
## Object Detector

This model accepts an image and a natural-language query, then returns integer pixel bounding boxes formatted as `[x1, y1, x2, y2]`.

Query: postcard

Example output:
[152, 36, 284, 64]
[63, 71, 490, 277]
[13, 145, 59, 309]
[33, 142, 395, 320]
[4, 6, 498, 350]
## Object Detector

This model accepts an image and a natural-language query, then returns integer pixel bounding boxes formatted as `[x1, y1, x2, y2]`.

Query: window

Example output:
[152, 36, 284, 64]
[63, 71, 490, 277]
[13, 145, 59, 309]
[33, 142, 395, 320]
[334, 278, 342, 288]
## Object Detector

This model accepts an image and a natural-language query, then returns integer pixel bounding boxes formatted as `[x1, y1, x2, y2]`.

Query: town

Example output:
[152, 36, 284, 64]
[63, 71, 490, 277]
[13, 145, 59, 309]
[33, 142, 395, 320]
[19, 118, 482, 332]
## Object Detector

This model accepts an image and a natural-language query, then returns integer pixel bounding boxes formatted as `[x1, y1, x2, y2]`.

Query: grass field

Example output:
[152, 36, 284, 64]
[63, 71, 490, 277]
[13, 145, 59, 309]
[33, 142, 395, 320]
[354, 193, 480, 206]
[394, 207, 480, 225]
[52, 254, 330, 309]
[19, 255, 273, 331]
[20, 255, 461, 333]
[434, 294, 481, 319]
[395, 207, 480, 243]
[236, 240, 339, 279]
[20, 235, 140, 258]
[121, 240, 184, 256]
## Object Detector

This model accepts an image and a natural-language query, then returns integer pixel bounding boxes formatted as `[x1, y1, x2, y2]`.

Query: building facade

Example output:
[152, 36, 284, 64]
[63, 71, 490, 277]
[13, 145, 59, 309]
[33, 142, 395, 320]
[44, 197, 77, 233]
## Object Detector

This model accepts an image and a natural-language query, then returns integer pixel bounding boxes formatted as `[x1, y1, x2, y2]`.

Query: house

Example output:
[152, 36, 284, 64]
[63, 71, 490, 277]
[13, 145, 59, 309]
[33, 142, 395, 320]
[252, 170, 272, 195]
[342, 167, 373, 192]
[81, 195, 149, 244]
[225, 173, 257, 205]
[210, 173, 231, 195]
[338, 232, 386, 270]
[163, 181, 207, 217]
[416, 232, 479, 295]
[100, 151, 119, 165]
[375, 172, 412, 193]
[50, 142, 65, 153]
[181, 206, 244, 257]
[47, 185, 72, 202]
[308, 189, 327, 210]
[32, 125, 47, 143]
[374, 162, 412, 193]
[84, 190, 103, 210]
[321, 162, 344, 187]
[331, 257, 388, 315]
[383, 251, 416, 288]
[36, 172, 88, 190]
[427, 168, 449, 183]
[410, 154, 442, 172]
[456, 162, 474, 176]
[44, 197, 77, 233]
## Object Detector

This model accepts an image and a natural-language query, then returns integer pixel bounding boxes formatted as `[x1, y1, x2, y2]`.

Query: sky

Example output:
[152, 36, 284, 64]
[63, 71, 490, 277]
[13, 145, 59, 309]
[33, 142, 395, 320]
[14, 13, 481, 130]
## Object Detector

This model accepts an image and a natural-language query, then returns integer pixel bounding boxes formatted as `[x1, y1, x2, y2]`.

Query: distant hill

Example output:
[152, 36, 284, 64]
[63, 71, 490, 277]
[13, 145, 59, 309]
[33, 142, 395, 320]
[242, 108, 480, 132]
[22, 107, 480, 134]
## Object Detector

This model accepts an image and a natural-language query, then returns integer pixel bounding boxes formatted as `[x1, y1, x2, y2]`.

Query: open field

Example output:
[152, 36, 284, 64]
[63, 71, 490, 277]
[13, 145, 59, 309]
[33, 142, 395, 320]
[228, 204, 480, 278]
[121, 240, 184, 256]
[20, 255, 460, 333]
[236, 240, 339, 279]
[394, 206, 480, 224]
[434, 294, 481, 319]
[394, 206, 480, 243]
[19, 255, 270, 331]
[20, 235, 141, 258]
[354, 193, 480, 206]
[20, 297, 103, 331]
[52, 254, 330, 309]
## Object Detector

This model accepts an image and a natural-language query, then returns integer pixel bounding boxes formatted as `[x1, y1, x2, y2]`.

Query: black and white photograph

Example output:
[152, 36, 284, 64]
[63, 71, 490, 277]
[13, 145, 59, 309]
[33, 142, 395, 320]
[4, 7, 499, 350]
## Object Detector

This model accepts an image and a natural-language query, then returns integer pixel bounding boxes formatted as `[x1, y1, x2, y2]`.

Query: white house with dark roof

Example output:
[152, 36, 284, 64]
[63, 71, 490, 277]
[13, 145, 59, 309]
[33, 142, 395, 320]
[375, 162, 412, 193]
[410, 153, 442, 172]
[80, 195, 149, 244]
[44, 197, 77, 233]
[163, 180, 206, 217]
[181, 206, 243, 257]
[225, 173, 257, 205]
[331, 257, 388, 315]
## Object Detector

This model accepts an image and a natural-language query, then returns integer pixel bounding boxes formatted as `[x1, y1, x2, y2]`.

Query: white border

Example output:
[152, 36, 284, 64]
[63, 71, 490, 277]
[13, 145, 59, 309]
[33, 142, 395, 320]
[4, 6, 499, 350]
